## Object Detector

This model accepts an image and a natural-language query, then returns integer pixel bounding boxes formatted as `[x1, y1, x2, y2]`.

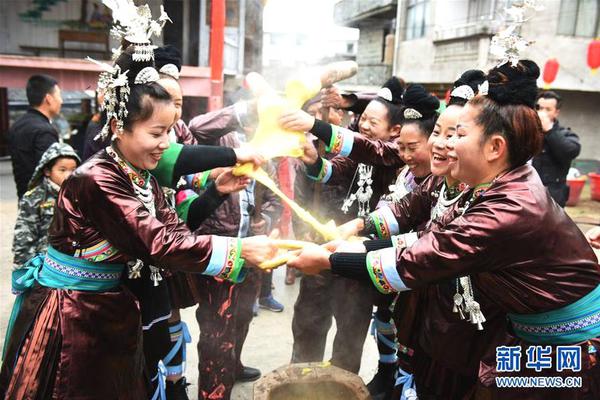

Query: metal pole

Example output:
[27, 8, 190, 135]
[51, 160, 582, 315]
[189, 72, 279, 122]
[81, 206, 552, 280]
[209, 0, 225, 111]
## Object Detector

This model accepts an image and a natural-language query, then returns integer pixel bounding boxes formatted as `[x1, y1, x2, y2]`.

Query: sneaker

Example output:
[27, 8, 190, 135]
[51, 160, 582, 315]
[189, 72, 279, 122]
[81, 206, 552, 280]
[236, 365, 262, 382]
[258, 295, 284, 312]
[165, 377, 190, 400]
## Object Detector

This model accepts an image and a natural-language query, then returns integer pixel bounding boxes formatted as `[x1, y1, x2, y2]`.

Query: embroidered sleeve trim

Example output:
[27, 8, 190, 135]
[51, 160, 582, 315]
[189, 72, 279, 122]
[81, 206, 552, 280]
[326, 125, 354, 157]
[366, 247, 409, 294]
[368, 205, 400, 239]
[307, 158, 332, 183]
[203, 236, 245, 282]
[390, 232, 419, 250]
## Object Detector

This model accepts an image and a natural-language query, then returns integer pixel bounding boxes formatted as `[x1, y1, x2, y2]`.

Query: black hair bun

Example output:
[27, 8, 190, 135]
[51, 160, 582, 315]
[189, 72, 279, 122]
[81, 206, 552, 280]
[402, 84, 440, 119]
[113, 45, 156, 86]
[487, 60, 540, 108]
[378, 76, 405, 105]
[154, 45, 182, 72]
[449, 69, 486, 106]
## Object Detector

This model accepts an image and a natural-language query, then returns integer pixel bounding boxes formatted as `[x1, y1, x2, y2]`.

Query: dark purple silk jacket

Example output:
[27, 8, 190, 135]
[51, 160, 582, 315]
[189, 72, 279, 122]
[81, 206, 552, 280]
[388, 164, 600, 399]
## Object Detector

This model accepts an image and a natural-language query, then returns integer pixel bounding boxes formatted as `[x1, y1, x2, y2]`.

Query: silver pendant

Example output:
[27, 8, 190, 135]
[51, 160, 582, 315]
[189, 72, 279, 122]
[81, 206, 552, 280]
[149, 265, 163, 287]
[127, 259, 143, 279]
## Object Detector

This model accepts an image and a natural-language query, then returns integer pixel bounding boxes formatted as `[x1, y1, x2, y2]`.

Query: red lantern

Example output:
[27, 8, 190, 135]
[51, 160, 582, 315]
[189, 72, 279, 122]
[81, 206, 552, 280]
[543, 58, 559, 88]
[587, 39, 600, 74]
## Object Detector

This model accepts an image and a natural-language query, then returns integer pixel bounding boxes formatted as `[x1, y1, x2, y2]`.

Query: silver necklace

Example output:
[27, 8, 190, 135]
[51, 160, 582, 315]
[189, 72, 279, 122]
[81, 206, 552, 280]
[341, 163, 374, 217]
[430, 183, 465, 223]
[452, 186, 488, 331]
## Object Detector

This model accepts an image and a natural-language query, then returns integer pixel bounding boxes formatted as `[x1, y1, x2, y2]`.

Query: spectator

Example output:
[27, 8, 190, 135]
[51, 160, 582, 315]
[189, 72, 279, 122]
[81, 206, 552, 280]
[532, 91, 581, 207]
[12, 143, 80, 269]
[8, 74, 61, 198]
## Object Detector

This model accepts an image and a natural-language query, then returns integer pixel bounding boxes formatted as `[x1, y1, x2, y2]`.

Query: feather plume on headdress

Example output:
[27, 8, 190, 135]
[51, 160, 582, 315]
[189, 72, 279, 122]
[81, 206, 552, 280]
[489, 0, 544, 67]
[103, 0, 171, 61]
[86, 1, 171, 141]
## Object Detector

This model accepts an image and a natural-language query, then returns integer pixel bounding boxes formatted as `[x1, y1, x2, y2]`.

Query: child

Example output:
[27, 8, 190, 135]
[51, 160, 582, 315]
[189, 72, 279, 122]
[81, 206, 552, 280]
[12, 142, 80, 269]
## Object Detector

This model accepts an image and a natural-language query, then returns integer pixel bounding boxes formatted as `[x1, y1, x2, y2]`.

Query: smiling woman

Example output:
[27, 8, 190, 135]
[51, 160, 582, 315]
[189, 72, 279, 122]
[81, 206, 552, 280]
[288, 60, 600, 399]
[0, 45, 278, 399]
[112, 85, 177, 170]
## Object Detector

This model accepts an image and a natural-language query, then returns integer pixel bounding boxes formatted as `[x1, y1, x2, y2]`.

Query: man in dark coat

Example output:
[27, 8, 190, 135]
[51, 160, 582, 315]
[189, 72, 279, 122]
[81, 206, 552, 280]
[532, 91, 581, 207]
[8, 74, 61, 198]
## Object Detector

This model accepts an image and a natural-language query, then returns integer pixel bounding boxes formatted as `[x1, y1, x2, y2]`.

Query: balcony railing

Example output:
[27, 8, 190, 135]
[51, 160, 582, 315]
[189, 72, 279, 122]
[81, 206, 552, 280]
[433, 19, 500, 43]
[334, 0, 397, 27]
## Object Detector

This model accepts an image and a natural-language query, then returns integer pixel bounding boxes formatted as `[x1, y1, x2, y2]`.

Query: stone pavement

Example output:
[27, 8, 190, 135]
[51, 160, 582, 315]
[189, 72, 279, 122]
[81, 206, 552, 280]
[0, 158, 598, 399]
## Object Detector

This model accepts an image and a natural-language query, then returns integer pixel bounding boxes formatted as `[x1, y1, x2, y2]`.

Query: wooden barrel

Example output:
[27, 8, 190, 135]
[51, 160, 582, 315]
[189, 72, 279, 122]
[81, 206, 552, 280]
[253, 362, 371, 400]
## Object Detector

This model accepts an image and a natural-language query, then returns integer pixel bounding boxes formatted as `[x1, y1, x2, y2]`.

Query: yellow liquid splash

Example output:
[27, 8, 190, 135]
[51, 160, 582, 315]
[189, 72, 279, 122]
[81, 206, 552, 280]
[234, 164, 340, 242]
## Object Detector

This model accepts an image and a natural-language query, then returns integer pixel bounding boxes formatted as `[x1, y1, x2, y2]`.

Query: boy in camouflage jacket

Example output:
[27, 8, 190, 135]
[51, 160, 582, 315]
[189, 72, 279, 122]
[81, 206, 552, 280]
[12, 143, 80, 269]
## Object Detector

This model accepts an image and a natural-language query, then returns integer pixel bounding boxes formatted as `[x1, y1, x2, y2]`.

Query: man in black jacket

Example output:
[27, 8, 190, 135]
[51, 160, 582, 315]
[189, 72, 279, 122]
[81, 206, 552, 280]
[532, 91, 581, 207]
[8, 74, 61, 198]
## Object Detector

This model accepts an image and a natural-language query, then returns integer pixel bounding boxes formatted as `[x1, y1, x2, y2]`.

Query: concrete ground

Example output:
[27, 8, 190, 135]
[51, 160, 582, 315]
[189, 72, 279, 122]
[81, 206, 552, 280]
[0, 159, 598, 399]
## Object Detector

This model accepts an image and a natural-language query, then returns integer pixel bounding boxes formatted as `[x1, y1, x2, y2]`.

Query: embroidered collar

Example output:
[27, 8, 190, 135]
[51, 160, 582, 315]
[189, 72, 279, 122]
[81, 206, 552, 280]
[106, 146, 150, 188]
[445, 178, 466, 200]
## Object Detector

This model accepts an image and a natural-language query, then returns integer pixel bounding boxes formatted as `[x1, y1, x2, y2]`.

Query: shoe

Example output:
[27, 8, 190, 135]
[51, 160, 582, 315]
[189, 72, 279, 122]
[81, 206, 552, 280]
[236, 365, 262, 382]
[165, 377, 190, 400]
[366, 362, 395, 400]
[258, 295, 284, 312]
[285, 267, 296, 285]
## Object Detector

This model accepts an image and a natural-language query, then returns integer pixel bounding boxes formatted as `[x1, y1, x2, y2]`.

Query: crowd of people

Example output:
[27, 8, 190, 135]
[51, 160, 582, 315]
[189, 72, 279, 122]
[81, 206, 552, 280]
[1, 3, 599, 400]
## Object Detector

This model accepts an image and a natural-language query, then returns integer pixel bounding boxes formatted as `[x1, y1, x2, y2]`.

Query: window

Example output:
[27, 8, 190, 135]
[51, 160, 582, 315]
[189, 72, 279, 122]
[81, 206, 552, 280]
[468, 0, 494, 23]
[557, 0, 599, 37]
[405, 0, 429, 40]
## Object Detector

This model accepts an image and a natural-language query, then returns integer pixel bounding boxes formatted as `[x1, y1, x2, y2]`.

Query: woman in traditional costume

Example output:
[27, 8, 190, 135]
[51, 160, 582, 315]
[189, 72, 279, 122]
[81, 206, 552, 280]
[0, 45, 276, 400]
[340, 69, 494, 399]
[281, 83, 439, 397]
[119, 44, 257, 400]
[288, 60, 600, 400]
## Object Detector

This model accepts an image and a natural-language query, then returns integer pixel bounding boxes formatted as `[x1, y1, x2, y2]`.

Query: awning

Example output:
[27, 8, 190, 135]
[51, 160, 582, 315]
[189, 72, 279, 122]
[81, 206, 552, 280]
[0, 54, 215, 98]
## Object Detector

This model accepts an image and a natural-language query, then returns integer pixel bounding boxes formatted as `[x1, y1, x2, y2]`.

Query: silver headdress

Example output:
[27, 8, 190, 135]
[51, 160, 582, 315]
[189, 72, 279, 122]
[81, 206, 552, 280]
[477, 80, 489, 96]
[376, 87, 393, 102]
[451, 80, 489, 100]
[87, 57, 130, 140]
[450, 85, 475, 101]
[489, 0, 544, 67]
[403, 108, 423, 120]
[88, 1, 171, 141]
[103, 0, 172, 62]
[135, 66, 160, 84]
[159, 64, 180, 80]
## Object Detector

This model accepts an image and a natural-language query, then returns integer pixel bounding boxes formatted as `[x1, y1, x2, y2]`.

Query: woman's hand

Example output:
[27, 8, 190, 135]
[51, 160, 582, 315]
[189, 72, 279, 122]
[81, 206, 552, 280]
[320, 86, 351, 109]
[215, 168, 251, 194]
[300, 138, 319, 165]
[586, 227, 600, 249]
[234, 145, 264, 167]
[337, 218, 365, 239]
[240, 235, 278, 266]
[323, 239, 366, 253]
[279, 109, 315, 133]
[286, 243, 331, 275]
[335, 240, 367, 253]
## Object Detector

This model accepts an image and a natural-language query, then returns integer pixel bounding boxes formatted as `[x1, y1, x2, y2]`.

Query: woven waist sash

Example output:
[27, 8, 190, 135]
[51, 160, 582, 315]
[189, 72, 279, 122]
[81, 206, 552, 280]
[12, 246, 124, 294]
[508, 284, 600, 345]
[3, 247, 125, 360]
